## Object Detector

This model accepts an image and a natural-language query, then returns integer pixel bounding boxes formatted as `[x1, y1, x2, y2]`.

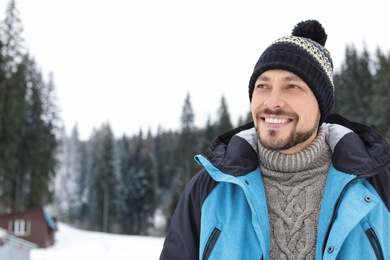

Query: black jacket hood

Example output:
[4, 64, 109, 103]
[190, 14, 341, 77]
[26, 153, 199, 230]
[204, 114, 390, 210]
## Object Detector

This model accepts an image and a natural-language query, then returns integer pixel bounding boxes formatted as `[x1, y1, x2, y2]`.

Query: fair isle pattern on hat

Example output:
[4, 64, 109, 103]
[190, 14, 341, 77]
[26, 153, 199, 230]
[248, 20, 335, 125]
[273, 36, 334, 88]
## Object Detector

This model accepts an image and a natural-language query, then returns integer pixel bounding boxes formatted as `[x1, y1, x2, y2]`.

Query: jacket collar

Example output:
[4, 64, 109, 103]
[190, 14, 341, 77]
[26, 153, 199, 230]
[205, 114, 390, 178]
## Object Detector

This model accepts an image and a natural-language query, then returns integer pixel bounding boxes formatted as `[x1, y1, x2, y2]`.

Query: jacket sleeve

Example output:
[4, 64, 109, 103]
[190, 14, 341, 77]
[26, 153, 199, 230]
[159, 169, 217, 260]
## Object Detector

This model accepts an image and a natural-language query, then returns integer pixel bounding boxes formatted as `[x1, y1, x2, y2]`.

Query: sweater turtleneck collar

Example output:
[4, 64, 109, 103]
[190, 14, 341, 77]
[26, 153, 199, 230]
[258, 126, 331, 173]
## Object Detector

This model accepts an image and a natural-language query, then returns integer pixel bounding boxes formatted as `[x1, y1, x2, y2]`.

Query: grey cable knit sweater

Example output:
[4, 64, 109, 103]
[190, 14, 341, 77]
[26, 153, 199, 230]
[258, 127, 332, 260]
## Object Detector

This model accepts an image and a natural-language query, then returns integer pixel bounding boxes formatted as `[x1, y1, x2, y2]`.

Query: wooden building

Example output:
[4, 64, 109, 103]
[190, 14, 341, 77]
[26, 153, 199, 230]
[0, 208, 57, 248]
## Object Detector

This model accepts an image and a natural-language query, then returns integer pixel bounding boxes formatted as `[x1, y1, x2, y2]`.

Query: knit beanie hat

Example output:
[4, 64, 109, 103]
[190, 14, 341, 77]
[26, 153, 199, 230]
[248, 20, 334, 124]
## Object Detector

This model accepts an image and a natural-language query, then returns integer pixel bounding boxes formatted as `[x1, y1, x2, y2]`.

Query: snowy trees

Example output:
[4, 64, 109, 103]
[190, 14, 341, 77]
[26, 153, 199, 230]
[55, 126, 157, 234]
[333, 44, 390, 142]
[116, 130, 155, 235]
[0, 0, 58, 214]
[53, 93, 243, 235]
[333, 45, 373, 123]
[371, 48, 390, 140]
[54, 127, 83, 224]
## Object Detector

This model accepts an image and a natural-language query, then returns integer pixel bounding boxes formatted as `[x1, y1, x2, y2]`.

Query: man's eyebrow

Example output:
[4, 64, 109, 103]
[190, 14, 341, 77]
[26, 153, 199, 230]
[282, 75, 303, 82]
[257, 75, 270, 81]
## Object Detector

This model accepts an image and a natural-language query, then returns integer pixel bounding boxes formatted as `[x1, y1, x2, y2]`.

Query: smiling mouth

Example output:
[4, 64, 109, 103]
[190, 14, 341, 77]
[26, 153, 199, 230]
[264, 118, 290, 124]
[262, 117, 293, 124]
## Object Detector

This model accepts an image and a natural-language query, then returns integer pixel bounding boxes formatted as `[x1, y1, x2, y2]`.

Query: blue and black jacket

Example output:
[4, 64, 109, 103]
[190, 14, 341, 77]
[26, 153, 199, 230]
[160, 114, 390, 260]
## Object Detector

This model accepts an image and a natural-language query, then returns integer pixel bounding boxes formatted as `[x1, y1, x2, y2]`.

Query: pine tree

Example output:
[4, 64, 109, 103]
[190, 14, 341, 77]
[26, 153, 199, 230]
[142, 130, 157, 233]
[24, 56, 58, 209]
[371, 48, 390, 141]
[0, 0, 24, 76]
[215, 95, 233, 134]
[54, 126, 82, 223]
[176, 92, 199, 187]
[167, 93, 201, 227]
[0, 0, 59, 213]
[199, 116, 216, 154]
[0, 57, 28, 212]
[333, 44, 373, 124]
[117, 134, 133, 233]
[153, 127, 179, 229]
[75, 139, 90, 228]
[154, 126, 179, 190]
[0, 0, 27, 213]
[88, 124, 117, 232]
[117, 130, 155, 234]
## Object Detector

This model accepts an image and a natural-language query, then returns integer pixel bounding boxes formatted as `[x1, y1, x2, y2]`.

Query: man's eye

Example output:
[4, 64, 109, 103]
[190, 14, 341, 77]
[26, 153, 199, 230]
[256, 84, 268, 89]
[289, 85, 300, 89]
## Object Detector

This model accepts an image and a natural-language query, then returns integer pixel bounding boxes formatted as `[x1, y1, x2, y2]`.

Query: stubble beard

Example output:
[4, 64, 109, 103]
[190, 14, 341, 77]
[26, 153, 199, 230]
[256, 109, 320, 151]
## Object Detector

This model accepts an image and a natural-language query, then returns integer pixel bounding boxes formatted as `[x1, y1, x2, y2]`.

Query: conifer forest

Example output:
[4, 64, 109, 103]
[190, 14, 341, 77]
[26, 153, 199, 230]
[0, 0, 390, 237]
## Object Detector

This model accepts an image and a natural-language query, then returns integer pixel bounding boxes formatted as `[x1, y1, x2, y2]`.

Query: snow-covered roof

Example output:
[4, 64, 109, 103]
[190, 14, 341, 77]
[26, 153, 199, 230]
[0, 227, 38, 249]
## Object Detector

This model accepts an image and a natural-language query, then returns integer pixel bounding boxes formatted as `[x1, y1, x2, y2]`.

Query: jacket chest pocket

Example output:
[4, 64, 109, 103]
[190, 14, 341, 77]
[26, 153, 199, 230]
[365, 227, 384, 260]
[202, 228, 221, 260]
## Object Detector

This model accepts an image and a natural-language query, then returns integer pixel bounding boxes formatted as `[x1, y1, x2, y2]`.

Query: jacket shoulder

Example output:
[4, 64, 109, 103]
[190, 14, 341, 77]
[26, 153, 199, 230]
[160, 169, 218, 260]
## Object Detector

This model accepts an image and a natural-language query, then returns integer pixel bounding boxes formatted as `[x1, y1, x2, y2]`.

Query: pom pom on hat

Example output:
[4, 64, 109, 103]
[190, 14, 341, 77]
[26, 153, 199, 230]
[248, 19, 335, 125]
[292, 20, 327, 46]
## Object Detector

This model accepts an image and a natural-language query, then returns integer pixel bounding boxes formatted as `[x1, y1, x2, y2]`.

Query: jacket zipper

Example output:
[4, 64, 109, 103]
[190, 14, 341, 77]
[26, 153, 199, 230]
[365, 227, 385, 260]
[321, 161, 390, 256]
[202, 227, 221, 260]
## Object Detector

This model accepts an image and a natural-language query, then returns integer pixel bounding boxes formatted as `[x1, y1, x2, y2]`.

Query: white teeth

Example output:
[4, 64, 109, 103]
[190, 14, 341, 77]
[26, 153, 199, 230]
[264, 118, 289, 124]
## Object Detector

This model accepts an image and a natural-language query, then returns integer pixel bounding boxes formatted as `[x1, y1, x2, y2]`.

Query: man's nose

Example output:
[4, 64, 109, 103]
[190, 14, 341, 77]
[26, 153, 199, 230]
[264, 89, 285, 110]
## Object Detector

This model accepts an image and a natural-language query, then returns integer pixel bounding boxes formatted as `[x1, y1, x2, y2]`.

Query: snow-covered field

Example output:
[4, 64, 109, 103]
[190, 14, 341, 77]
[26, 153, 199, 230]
[31, 222, 165, 260]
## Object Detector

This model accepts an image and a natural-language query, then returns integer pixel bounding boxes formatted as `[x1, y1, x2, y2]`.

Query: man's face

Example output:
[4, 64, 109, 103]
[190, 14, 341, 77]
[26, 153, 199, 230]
[251, 69, 321, 154]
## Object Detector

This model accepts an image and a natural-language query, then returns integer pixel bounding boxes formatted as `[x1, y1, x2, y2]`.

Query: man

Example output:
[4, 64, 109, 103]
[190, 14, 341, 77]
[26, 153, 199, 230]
[160, 20, 390, 259]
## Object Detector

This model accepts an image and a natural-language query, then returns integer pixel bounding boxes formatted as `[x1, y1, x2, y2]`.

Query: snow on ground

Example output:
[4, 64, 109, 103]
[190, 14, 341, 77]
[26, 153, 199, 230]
[31, 222, 165, 260]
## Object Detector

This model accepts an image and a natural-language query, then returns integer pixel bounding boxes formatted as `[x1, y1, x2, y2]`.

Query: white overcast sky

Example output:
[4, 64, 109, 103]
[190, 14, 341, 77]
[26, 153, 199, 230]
[1, 0, 390, 140]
